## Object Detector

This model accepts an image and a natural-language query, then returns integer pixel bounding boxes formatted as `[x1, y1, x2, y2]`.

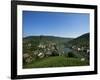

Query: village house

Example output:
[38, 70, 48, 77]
[33, 50, 39, 55]
[38, 43, 46, 48]
[72, 46, 76, 49]
[38, 52, 45, 58]
[77, 47, 81, 51]
[27, 43, 31, 47]
[87, 49, 90, 53]
[23, 53, 30, 59]
[23, 53, 33, 63]
[45, 50, 52, 57]
[81, 58, 85, 61]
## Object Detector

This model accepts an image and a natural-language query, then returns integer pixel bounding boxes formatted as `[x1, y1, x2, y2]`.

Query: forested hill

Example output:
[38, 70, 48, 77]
[23, 35, 73, 45]
[66, 33, 90, 48]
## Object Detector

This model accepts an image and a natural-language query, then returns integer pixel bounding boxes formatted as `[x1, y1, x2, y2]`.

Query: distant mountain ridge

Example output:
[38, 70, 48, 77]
[24, 35, 73, 40]
[23, 35, 73, 44]
[23, 33, 89, 47]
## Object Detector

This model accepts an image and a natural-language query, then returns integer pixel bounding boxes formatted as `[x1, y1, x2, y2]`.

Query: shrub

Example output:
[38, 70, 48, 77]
[67, 52, 75, 58]
[51, 50, 59, 56]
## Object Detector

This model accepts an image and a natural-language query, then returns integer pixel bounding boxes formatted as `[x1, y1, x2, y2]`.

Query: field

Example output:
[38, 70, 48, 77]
[23, 56, 89, 68]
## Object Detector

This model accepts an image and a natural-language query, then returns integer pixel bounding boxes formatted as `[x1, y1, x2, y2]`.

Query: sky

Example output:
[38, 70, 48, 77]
[23, 11, 90, 38]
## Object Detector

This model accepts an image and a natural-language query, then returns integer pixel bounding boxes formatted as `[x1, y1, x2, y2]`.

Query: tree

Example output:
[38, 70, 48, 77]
[67, 52, 75, 58]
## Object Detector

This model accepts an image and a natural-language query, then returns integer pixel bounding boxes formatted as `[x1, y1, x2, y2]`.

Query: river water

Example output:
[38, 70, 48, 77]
[63, 47, 72, 53]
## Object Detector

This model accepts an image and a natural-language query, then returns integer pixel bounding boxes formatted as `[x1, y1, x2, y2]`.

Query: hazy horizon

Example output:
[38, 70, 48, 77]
[23, 32, 89, 39]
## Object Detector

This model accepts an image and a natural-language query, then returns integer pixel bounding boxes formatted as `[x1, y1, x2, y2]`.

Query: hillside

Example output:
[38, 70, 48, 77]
[23, 33, 90, 68]
[66, 33, 89, 48]
[23, 35, 73, 44]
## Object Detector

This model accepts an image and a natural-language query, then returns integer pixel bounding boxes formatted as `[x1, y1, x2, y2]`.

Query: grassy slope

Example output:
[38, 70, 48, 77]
[23, 56, 89, 68]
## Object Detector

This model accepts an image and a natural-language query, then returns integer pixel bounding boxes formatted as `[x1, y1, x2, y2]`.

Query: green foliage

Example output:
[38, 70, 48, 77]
[64, 52, 77, 58]
[23, 35, 72, 46]
[51, 50, 59, 56]
[67, 52, 75, 57]
[66, 33, 89, 48]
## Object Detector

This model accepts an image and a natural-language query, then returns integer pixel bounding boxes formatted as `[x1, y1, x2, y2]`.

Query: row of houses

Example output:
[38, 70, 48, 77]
[71, 45, 90, 53]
